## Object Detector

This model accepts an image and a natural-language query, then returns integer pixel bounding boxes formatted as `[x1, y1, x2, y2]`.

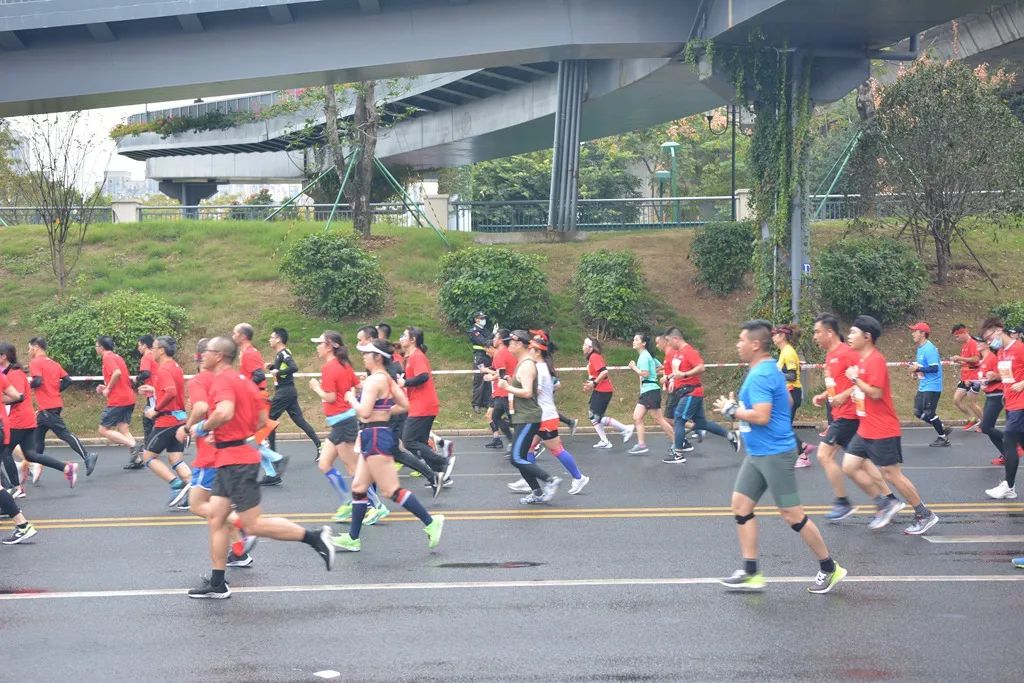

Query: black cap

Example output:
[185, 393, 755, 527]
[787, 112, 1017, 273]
[473, 311, 486, 320]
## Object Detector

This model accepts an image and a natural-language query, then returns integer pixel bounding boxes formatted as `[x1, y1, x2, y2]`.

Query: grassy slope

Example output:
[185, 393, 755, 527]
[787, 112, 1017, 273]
[2, 219, 1021, 437]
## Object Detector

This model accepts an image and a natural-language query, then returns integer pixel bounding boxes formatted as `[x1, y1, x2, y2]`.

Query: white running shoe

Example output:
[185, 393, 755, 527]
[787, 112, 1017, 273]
[30, 463, 43, 485]
[985, 480, 1018, 499]
[794, 454, 811, 469]
[568, 475, 590, 495]
[507, 478, 532, 493]
[540, 476, 562, 502]
[593, 440, 613, 449]
[621, 425, 635, 444]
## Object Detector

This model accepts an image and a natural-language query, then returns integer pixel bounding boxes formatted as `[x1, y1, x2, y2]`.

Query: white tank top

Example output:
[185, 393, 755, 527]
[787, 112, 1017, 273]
[536, 360, 558, 421]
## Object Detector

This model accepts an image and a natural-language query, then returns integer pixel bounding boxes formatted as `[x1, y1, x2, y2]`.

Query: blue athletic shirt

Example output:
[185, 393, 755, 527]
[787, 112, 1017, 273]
[737, 358, 797, 456]
[637, 350, 660, 391]
[915, 340, 943, 392]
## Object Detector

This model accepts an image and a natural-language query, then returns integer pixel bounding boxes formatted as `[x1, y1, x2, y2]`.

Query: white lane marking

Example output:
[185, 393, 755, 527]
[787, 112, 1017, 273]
[2, 575, 1023, 602]
[924, 535, 1024, 544]
[314, 671, 340, 679]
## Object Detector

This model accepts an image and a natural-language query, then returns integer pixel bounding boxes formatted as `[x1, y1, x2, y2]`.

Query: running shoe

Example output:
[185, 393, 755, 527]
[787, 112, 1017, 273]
[242, 533, 258, 555]
[794, 454, 811, 469]
[507, 478, 532, 493]
[172, 499, 190, 512]
[534, 443, 547, 458]
[64, 462, 79, 488]
[569, 418, 579, 436]
[868, 498, 906, 530]
[928, 436, 951, 448]
[187, 577, 231, 599]
[484, 438, 503, 450]
[904, 512, 939, 535]
[30, 463, 43, 485]
[363, 505, 390, 526]
[992, 456, 1006, 466]
[592, 440, 613, 449]
[985, 481, 1017, 499]
[441, 476, 454, 488]
[2, 524, 37, 545]
[568, 475, 590, 495]
[333, 502, 353, 522]
[443, 451, 457, 482]
[1012, 556, 1024, 569]
[519, 493, 544, 504]
[314, 525, 336, 569]
[719, 570, 765, 591]
[688, 430, 705, 444]
[807, 563, 847, 595]
[424, 515, 445, 549]
[168, 483, 191, 508]
[259, 475, 283, 487]
[429, 475, 442, 499]
[627, 443, 649, 455]
[333, 533, 361, 552]
[540, 476, 562, 503]
[409, 469, 422, 478]
[676, 441, 695, 453]
[17, 461, 28, 485]
[825, 501, 855, 521]
[9, 485, 26, 499]
[728, 431, 741, 453]
[84, 452, 99, 477]
[621, 425, 635, 444]
[662, 451, 686, 464]
[226, 552, 253, 568]
[962, 419, 979, 431]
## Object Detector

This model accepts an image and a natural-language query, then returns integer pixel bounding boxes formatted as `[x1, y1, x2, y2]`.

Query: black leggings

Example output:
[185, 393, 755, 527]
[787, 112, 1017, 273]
[490, 397, 513, 440]
[403, 415, 447, 473]
[981, 394, 1005, 454]
[6, 428, 65, 472]
[789, 388, 805, 451]
[36, 408, 89, 460]
[0, 487, 20, 518]
[510, 422, 552, 493]
[268, 386, 322, 451]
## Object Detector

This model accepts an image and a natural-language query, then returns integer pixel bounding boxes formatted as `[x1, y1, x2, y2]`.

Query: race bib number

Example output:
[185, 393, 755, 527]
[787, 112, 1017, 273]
[824, 376, 836, 398]
[998, 360, 1014, 384]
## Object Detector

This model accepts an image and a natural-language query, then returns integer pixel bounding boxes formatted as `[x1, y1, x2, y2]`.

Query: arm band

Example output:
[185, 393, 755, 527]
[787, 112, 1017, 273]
[59, 376, 72, 392]
[403, 372, 430, 387]
[29, 376, 43, 389]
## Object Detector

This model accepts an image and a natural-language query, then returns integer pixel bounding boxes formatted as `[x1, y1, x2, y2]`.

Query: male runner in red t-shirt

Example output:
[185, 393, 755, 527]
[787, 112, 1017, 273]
[950, 324, 984, 429]
[141, 336, 192, 507]
[95, 336, 142, 464]
[233, 323, 268, 394]
[982, 318, 1024, 500]
[187, 335, 334, 599]
[483, 330, 516, 450]
[843, 315, 938, 535]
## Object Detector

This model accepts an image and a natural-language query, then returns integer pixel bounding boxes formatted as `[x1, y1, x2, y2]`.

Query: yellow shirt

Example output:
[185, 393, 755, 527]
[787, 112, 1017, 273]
[776, 344, 802, 390]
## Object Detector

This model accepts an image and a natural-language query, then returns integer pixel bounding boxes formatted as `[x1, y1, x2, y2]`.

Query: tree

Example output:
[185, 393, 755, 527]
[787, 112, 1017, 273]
[849, 59, 1024, 284]
[9, 112, 109, 297]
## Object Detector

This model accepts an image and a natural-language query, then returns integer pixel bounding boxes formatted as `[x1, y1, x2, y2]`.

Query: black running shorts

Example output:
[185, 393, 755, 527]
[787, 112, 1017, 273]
[212, 463, 261, 512]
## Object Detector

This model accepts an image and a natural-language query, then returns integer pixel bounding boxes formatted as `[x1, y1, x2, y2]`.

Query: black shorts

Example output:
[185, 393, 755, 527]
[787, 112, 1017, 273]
[211, 463, 261, 513]
[637, 388, 662, 410]
[1004, 409, 1024, 434]
[100, 405, 134, 428]
[846, 434, 903, 467]
[822, 418, 859, 449]
[145, 424, 185, 454]
[589, 390, 613, 421]
[327, 416, 358, 445]
[913, 391, 942, 418]
[957, 380, 982, 394]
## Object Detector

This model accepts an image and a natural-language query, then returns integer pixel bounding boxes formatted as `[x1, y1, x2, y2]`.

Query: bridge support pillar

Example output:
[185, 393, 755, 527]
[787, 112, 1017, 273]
[159, 180, 219, 218]
[547, 60, 586, 232]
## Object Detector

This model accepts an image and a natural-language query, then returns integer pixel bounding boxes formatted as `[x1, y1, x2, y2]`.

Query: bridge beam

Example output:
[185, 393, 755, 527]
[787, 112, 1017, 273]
[547, 60, 586, 233]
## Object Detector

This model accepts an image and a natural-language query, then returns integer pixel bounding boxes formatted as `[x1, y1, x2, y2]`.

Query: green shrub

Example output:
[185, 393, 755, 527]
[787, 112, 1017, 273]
[437, 246, 550, 329]
[279, 231, 388, 319]
[35, 290, 188, 375]
[816, 238, 926, 325]
[571, 250, 648, 339]
[689, 221, 756, 295]
[990, 301, 1024, 329]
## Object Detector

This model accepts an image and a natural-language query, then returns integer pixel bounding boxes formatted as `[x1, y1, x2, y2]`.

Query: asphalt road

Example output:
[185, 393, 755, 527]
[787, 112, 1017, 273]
[2, 426, 1022, 682]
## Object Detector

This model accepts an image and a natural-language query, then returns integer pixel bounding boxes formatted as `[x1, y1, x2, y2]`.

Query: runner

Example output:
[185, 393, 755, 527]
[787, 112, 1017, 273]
[712, 320, 846, 594]
[398, 326, 456, 486]
[908, 322, 952, 447]
[140, 336, 192, 508]
[845, 316, 939, 534]
[95, 337, 141, 466]
[187, 335, 334, 599]
[582, 336, 633, 449]
[663, 327, 738, 463]
[27, 337, 98, 477]
[332, 338, 445, 552]
[135, 335, 157, 467]
[483, 330, 516, 451]
[975, 334, 1007, 465]
[0, 373, 38, 542]
[981, 318, 1024, 500]
[810, 313, 898, 521]
[266, 327, 322, 462]
[950, 324, 984, 431]
[233, 323, 268, 394]
[0, 342, 78, 496]
[771, 325, 815, 466]
[468, 311, 492, 413]
[0, 370, 23, 491]
[626, 333, 672, 455]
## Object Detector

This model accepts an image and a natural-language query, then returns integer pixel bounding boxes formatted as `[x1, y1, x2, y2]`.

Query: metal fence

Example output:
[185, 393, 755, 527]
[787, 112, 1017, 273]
[809, 194, 903, 220]
[137, 202, 425, 224]
[0, 206, 113, 226]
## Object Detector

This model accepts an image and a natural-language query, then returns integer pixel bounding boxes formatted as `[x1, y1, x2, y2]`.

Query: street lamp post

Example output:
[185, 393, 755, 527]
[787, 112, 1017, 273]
[654, 169, 671, 223]
[705, 105, 737, 221]
[660, 141, 680, 224]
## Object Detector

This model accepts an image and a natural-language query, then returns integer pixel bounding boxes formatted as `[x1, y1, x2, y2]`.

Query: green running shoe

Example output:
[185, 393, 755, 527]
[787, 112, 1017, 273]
[719, 570, 766, 591]
[807, 563, 848, 594]
[424, 515, 445, 549]
[333, 502, 352, 522]
[363, 504, 390, 526]
[332, 533, 361, 552]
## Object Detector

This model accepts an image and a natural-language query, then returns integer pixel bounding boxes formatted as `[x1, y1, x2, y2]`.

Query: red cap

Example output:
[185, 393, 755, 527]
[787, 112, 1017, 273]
[907, 322, 931, 334]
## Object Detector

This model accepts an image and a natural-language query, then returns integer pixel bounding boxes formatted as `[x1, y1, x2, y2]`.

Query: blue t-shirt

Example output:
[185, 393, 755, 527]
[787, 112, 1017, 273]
[737, 359, 797, 456]
[637, 350, 660, 391]
[915, 340, 943, 392]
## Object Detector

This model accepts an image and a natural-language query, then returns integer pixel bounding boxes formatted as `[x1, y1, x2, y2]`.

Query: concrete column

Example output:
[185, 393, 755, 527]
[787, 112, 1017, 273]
[158, 180, 219, 218]
[547, 60, 586, 232]
[734, 189, 751, 221]
[111, 200, 141, 223]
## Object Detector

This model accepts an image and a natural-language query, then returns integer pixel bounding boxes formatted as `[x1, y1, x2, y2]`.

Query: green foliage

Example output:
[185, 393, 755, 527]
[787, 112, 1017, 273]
[689, 221, 756, 295]
[437, 247, 550, 330]
[35, 290, 188, 374]
[279, 231, 388, 319]
[816, 238, 926, 325]
[571, 250, 649, 339]
[990, 301, 1024, 330]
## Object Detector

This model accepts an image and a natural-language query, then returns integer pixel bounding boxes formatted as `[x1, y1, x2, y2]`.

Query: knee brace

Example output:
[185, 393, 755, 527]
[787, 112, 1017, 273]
[352, 491, 369, 503]
[790, 515, 809, 532]
[734, 512, 755, 525]
[143, 455, 159, 468]
[589, 412, 600, 425]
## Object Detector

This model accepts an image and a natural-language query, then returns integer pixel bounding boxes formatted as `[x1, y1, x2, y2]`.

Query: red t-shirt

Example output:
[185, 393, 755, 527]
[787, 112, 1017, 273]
[320, 357, 358, 416]
[404, 347, 440, 417]
[209, 370, 261, 466]
[669, 344, 704, 398]
[139, 350, 156, 381]
[824, 343, 860, 420]
[979, 352, 1002, 394]
[153, 360, 186, 427]
[997, 340, 1024, 411]
[491, 346, 517, 398]
[0, 372, 10, 445]
[240, 344, 267, 391]
[588, 352, 613, 393]
[29, 356, 68, 411]
[959, 338, 981, 382]
[853, 349, 901, 439]
[3, 368, 36, 430]
[102, 351, 136, 407]
[187, 370, 216, 468]
[662, 348, 676, 390]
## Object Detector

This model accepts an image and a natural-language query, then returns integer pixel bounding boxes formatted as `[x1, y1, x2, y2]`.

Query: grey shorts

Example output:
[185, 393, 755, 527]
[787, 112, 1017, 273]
[100, 405, 134, 428]
[211, 463, 261, 513]
[327, 416, 358, 445]
[733, 450, 801, 508]
[822, 418, 859, 449]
